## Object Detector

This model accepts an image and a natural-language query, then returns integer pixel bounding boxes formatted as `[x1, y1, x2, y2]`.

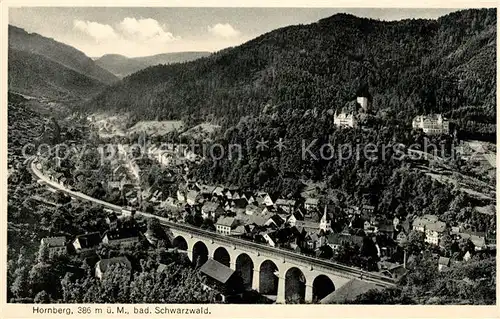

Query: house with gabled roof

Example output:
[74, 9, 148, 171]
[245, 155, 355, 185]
[275, 199, 296, 213]
[102, 227, 140, 248]
[176, 189, 186, 203]
[240, 192, 254, 203]
[212, 186, 225, 197]
[324, 233, 364, 252]
[438, 256, 450, 272]
[263, 193, 279, 206]
[287, 211, 304, 227]
[216, 217, 239, 235]
[304, 197, 319, 211]
[202, 202, 224, 220]
[73, 232, 102, 256]
[40, 236, 66, 256]
[186, 190, 202, 206]
[265, 214, 285, 229]
[199, 259, 244, 296]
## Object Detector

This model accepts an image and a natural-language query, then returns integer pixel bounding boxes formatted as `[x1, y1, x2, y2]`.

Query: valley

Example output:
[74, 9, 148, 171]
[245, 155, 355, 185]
[6, 8, 497, 306]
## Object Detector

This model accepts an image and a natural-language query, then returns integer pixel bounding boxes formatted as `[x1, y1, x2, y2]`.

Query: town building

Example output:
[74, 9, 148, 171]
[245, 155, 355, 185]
[333, 111, 357, 128]
[361, 205, 375, 216]
[396, 231, 408, 244]
[319, 208, 332, 233]
[438, 256, 451, 272]
[199, 259, 244, 298]
[275, 199, 296, 213]
[40, 236, 66, 256]
[176, 190, 186, 203]
[102, 227, 140, 248]
[201, 202, 224, 220]
[212, 186, 225, 197]
[413, 214, 447, 245]
[324, 233, 364, 253]
[245, 204, 260, 216]
[262, 193, 278, 206]
[186, 190, 202, 206]
[105, 212, 120, 230]
[216, 217, 239, 235]
[304, 198, 319, 211]
[72, 232, 102, 256]
[265, 214, 286, 229]
[412, 114, 450, 135]
[333, 91, 371, 129]
[425, 221, 447, 245]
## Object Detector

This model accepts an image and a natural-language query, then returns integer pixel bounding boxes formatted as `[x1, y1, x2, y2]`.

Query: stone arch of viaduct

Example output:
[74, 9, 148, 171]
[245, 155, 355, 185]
[168, 228, 354, 303]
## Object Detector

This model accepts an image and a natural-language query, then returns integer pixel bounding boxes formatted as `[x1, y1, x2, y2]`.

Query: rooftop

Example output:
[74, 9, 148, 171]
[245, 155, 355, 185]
[202, 201, 220, 212]
[74, 232, 101, 249]
[41, 236, 66, 247]
[438, 256, 450, 266]
[199, 259, 234, 284]
[103, 227, 140, 241]
[426, 221, 447, 233]
[319, 278, 382, 304]
[216, 217, 238, 228]
[305, 198, 319, 205]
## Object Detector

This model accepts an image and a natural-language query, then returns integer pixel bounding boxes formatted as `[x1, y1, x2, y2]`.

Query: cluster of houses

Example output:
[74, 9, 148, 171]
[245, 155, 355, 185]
[39, 209, 146, 279]
[411, 214, 493, 252]
[172, 182, 341, 254]
[159, 182, 414, 267]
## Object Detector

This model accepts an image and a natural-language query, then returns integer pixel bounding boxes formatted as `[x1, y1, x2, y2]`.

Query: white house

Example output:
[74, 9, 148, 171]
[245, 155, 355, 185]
[333, 111, 357, 128]
[215, 217, 238, 235]
[40, 236, 66, 256]
[412, 114, 450, 135]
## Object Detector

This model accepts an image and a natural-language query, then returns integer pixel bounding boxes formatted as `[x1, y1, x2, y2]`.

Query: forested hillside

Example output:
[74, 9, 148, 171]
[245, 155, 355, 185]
[9, 25, 118, 85]
[86, 9, 495, 137]
[8, 49, 106, 100]
[95, 51, 211, 78]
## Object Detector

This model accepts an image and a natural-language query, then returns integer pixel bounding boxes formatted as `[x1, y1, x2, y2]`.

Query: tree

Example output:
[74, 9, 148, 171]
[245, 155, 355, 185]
[34, 290, 51, 303]
[403, 230, 425, 256]
[200, 219, 215, 231]
[37, 243, 50, 264]
[11, 266, 30, 298]
[440, 234, 455, 256]
[317, 245, 334, 259]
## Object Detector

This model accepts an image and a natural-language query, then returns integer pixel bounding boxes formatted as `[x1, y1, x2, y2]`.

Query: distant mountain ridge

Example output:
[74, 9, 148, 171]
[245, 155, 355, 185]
[8, 25, 118, 85]
[95, 51, 211, 78]
[8, 48, 105, 100]
[8, 25, 118, 100]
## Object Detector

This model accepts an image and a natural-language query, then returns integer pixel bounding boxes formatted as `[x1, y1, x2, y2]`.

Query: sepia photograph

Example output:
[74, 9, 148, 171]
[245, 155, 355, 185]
[5, 4, 497, 308]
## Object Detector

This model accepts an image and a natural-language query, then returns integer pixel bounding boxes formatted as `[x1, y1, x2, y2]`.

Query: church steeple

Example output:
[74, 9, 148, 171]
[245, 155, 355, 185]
[320, 205, 332, 232]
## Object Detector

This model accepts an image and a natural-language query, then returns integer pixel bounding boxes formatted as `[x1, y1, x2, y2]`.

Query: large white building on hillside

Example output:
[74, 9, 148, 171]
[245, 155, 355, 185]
[333, 112, 358, 128]
[412, 114, 450, 135]
[334, 93, 371, 129]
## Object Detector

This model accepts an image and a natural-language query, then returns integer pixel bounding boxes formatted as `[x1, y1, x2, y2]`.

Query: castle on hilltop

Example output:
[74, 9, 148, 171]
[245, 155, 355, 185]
[334, 87, 371, 128]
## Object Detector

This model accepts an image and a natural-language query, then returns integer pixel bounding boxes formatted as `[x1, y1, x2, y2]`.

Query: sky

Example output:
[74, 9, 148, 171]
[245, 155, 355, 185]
[9, 8, 461, 58]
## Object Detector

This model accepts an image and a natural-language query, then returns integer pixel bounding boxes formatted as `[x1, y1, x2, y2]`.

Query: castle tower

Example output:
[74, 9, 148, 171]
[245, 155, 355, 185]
[356, 84, 372, 112]
[356, 96, 370, 111]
